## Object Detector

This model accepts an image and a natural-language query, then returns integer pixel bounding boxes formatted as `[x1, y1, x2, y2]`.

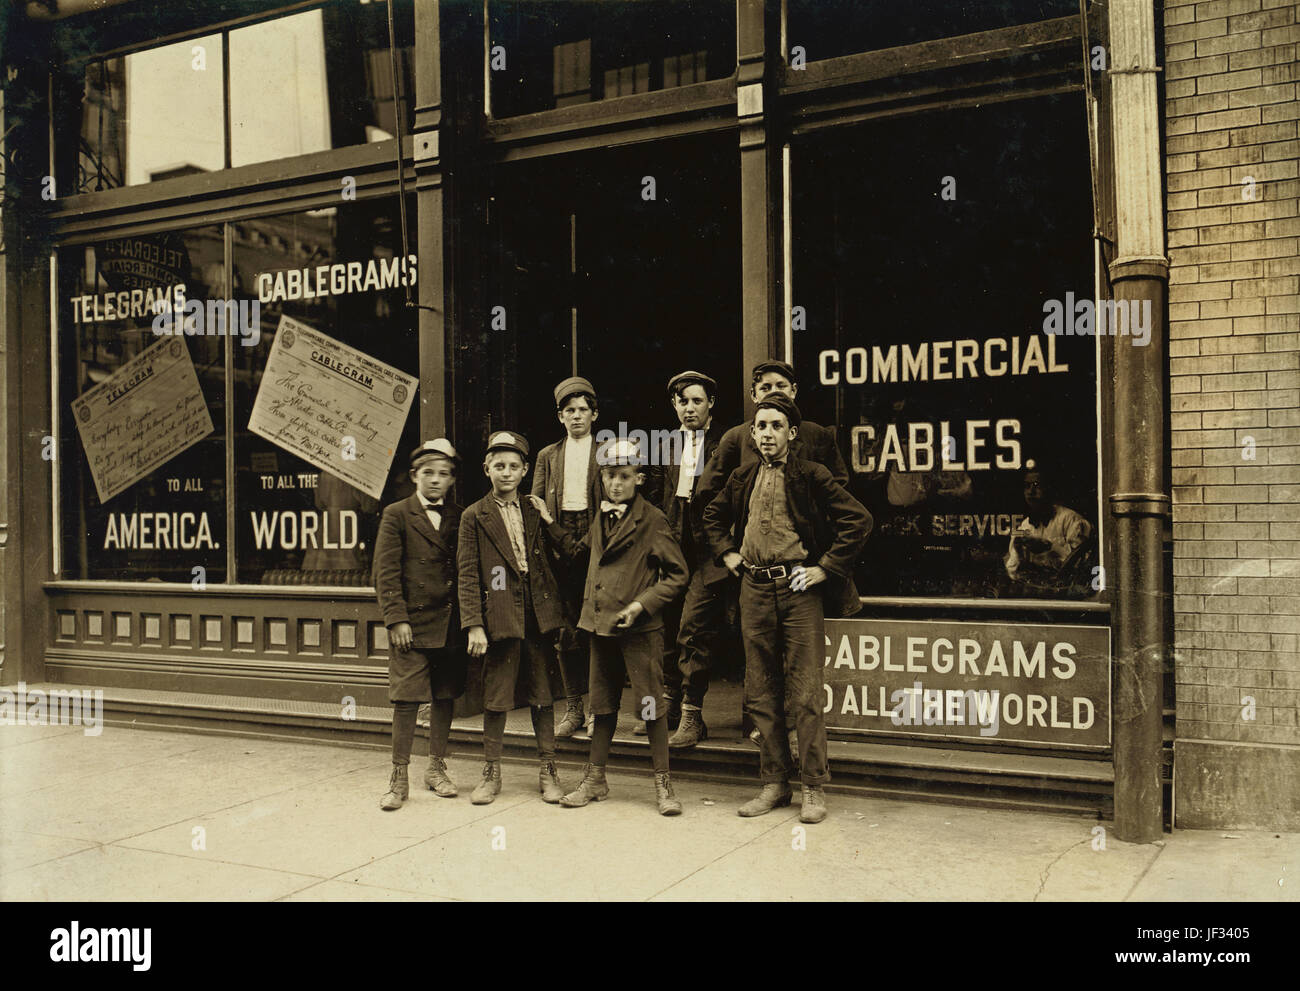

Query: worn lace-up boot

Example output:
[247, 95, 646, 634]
[559, 763, 610, 807]
[380, 763, 410, 811]
[539, 760, 565, 803]
[470, 760, 502, 805]
[424, 755, 457, 797]
[654, 771, 682, 816]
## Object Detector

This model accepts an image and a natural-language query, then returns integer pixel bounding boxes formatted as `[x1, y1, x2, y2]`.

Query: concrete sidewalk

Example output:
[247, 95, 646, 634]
[0, 722, 1294, 902]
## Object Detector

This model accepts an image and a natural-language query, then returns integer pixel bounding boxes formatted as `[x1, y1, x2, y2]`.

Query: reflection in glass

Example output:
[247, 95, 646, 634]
[490, 0, 733, 118]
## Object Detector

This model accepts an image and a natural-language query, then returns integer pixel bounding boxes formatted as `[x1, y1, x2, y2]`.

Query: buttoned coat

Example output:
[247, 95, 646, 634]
[458, 492, 565, 640]
[547, 493, 688, 638]
[642, 421, 726, 583]
[372, 495, 462, 649]
[701, 456, 873, 618]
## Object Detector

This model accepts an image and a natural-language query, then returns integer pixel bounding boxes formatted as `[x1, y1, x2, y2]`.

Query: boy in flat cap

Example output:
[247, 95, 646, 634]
[702, 395, 872, 824]
[373, 439, 465, 810]
[458, 431, 568, 805]
[532, 376, 603, 740]
[532, 438, 689, 815]
[639, 370, 725, 740]
[676, 358, 851, 749]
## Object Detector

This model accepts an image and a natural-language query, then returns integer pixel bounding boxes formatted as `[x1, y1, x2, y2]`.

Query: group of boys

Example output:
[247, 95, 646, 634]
[371, 359, 873, 822]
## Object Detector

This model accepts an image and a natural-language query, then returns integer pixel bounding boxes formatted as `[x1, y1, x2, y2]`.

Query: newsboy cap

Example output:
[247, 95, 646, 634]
[485, 430, 529, 459]
[666, 370, 718, 399]
[753, 393, 802, 428]
[553, 376, 597, 409]
[751, 359, 797, 383]
[597, 437, 647, 468]
[409, 438, 459, 469]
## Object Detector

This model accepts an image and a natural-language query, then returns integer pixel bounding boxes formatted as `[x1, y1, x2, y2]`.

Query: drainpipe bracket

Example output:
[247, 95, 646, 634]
[1110, 256, 1170, 283]
[1109, 492, 1172, 519]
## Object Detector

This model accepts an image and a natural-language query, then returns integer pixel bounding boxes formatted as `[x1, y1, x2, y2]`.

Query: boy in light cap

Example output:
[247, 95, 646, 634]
[373, 439, 465, 810]
[458, 430, 569, 805]
[531, 437, 689, 815]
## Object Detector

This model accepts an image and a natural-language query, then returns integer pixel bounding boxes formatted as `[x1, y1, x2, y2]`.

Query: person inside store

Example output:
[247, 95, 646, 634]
[532, 376, 604, 743]
[532, 437, 690, 815]
[1003, 459, 1095, 596]
[458, 431, 568, 806]
[372, 439, 465, 811]
[679, 359, 850, 751]
[637, 370, 725, 741]
[702, 394, 872, 825]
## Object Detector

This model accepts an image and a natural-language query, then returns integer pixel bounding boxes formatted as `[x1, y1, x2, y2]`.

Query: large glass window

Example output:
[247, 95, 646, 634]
[784, 0, 1081, 65]
[479, 135, 741, 456]
[72, 2, 413, 192]
[232, 198, 419, 586]
[488, 0, 734, 118]
[58, 227, 228, 581]
[791, 94, 1099, 601]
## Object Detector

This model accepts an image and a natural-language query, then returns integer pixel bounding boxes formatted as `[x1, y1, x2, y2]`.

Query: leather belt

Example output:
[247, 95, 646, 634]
[744, 562, 802, 583]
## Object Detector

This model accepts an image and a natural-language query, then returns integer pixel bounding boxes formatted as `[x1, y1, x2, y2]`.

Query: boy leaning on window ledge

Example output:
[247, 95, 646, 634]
[701, 394, 872, 824]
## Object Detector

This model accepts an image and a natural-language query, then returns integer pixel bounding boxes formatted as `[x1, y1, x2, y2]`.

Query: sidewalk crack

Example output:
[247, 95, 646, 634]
[1032, 835, 1091, 902]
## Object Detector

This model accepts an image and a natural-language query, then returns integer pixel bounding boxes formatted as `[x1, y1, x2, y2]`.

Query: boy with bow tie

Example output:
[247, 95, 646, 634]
[532, 438, 689, 815]
[373, 439, 465, 811]
[458, 431, 568, 805]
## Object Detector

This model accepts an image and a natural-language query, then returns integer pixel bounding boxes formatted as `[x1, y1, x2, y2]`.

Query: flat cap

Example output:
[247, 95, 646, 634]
[554, 376, 597, 409]
[752, 359, 797, 383]
[409, 438, 459, 469]
[485, 430, 529, 459]
[753, 393, 802, 428]
[667, 369, 718, 398]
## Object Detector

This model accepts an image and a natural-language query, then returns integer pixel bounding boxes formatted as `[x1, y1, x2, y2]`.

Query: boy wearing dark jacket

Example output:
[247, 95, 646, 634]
[533, 438, 689, 815]
[373, 439, 465, 810]
[702, 395, 872, 824]
[458, 431, 567, 805]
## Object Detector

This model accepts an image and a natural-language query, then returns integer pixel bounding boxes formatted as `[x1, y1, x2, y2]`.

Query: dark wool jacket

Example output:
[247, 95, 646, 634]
[373, 494, 462, 649]
[457, 492, 565, 640]
[547, 492, 689, 637]
[701, 455, 873, 618]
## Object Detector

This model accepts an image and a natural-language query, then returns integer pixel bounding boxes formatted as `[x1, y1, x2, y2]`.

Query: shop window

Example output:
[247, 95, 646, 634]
[488, 0, 734, 118]
[72, 2, 413, 192]
[478, 134, 740, 475]
[231, 198, 418, 587]
[791, 93, 1099, 601]
[784, 0, 1081, 65]
[57, 226, 228, 581]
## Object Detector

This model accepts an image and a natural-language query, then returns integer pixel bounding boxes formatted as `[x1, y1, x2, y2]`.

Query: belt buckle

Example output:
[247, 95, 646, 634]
[769, 564, 788, 581]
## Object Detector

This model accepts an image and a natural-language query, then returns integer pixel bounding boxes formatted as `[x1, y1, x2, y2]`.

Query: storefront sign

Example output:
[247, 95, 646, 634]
[71, 337, 214, 503]
[247, 315, 416, 500]
[823, 617, 1110, 748]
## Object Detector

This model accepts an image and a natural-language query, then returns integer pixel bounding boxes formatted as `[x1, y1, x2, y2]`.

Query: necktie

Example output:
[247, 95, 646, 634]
[426, 502, 442, 530]
[601, 500, 627, 520]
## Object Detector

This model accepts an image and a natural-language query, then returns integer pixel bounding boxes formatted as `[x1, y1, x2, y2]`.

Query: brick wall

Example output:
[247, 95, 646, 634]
[1163, 0, 1299, 812]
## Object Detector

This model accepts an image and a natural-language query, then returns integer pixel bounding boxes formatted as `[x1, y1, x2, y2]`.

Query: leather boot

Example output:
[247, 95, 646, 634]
[424, 755, 457, 797]
[555, 696, 585, 738]
[573, 712, 594, 741]
[380, 763, 409, 811]
[470, 760, 502, 805]
[655, 771, 682, 816]
[669, 706, 707, 749]
[559, 763, 610, 807]
[737, 782, 794, 817]
[800, 784, 828, 824]
[539, 759, 565, 803]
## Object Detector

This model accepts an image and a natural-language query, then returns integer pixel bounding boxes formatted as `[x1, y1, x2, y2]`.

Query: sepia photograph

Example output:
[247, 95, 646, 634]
[0, 0, 1295, 958]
